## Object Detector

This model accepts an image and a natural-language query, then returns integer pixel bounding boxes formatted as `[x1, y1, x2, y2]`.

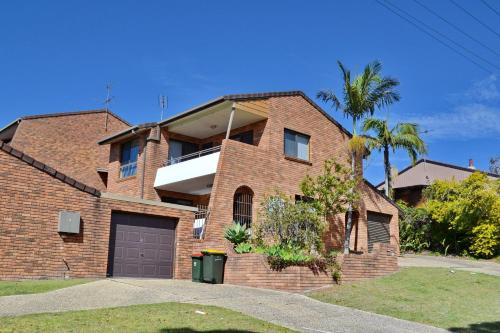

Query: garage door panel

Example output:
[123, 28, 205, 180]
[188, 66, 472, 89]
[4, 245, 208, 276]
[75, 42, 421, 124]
[367, 212, 391, 252]
[108, 213, 176, 278]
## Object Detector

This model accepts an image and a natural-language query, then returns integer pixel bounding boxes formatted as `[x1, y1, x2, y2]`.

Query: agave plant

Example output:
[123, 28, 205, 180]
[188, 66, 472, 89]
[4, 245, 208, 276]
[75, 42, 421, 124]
[224, 222, 251, 246]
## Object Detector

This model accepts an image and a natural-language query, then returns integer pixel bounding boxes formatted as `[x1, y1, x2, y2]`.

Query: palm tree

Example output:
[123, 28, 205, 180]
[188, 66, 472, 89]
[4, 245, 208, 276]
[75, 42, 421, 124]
[362, 118, 427, 198]
[317, 60, 400, 254]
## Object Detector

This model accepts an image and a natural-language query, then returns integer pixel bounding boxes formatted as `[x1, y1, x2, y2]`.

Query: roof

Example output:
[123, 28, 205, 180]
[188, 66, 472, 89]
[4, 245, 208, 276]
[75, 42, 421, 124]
[0, 140, 101, 196]
[0, 109, 131, 137]
[98, 122, 158, 145]
[364, 179, 402, 213]
[20, 108, 131, 126]
[377, 159, 499, 189]
[157, 90, 353, 138]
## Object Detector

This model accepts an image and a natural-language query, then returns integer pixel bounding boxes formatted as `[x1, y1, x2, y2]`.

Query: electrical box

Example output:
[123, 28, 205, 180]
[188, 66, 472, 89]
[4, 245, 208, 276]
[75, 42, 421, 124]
[58, 211, 81, 234]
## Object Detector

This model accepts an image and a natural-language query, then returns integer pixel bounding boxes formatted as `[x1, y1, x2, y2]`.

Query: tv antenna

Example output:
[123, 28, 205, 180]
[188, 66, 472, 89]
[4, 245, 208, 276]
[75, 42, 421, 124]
[103, 84, 114, 131]
[159, 95, 168, 120]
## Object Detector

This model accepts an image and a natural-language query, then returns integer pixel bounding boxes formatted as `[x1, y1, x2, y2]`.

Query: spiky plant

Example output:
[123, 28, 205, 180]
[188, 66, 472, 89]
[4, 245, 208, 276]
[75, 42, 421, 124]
[317, 60, 400, 254]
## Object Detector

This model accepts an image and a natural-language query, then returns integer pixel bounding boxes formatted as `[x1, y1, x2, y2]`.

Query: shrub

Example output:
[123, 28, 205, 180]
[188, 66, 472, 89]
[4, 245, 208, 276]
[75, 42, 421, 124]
[424, 173, 500, 258]
[224, 222, 250, 246]
[257, 192, 326, 252]
[264, 244, 314, 270]
[398, 201, 431, 253]
[234, 242, 253, 254]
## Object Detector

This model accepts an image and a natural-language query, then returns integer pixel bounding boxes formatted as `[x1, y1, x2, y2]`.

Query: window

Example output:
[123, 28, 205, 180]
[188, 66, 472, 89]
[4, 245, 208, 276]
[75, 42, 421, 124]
[168, 140, 199, 164]
[120, 140, 139, 178]
[233, 186, 253, 228]
[230, 130, 253, 145]
[284, 129, 310, 161]
[161, 196, 194, 206]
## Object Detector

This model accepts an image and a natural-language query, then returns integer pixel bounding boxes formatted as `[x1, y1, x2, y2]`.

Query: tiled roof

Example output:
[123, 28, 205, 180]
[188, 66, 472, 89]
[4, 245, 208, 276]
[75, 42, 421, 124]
[0, 140, 101, 197]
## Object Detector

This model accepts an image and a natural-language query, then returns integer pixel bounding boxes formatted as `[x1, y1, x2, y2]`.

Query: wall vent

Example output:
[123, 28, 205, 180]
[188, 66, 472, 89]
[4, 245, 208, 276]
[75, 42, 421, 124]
[58, 211, 81, 234]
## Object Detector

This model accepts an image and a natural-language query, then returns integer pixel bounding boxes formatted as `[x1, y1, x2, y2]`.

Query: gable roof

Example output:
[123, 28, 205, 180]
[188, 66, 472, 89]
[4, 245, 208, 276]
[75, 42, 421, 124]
[157, 90, 353, 138]
[0, 140, 101, 196]
[377, 159, 499, 189]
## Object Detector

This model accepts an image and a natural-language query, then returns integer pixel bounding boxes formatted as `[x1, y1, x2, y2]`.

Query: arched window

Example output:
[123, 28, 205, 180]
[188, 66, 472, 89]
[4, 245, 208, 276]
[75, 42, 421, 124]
[233, 186, 253, 228]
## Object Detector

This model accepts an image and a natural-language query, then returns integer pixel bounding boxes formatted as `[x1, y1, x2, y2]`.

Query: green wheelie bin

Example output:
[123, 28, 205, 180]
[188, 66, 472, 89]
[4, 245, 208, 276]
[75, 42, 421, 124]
[201, 250, 226, 284]
[191, 253, 204, 282]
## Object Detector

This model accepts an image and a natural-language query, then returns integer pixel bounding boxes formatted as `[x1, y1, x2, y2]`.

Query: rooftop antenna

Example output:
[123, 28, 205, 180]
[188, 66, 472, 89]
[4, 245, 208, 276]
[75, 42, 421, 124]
[159, 95, 168, 120]
[104, 84, 114, 131]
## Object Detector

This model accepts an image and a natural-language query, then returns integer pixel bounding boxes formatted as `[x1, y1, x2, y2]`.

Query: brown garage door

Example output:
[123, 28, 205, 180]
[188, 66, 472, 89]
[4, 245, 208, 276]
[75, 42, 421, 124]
[367, 212, 391, 252]
[108, 212, 176, 278]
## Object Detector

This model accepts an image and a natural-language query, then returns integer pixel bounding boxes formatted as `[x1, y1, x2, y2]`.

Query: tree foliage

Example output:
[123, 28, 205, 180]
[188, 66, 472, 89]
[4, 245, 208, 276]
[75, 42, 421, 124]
[300, 159, 360, 217]
[398, 201, 432, 253]
[423, 173, 500, 258]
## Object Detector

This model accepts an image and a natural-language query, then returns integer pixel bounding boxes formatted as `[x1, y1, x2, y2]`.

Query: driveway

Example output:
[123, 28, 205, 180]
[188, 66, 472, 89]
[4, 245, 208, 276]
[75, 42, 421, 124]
[399, 254, 500, 277]
[0, 278, 446, 333]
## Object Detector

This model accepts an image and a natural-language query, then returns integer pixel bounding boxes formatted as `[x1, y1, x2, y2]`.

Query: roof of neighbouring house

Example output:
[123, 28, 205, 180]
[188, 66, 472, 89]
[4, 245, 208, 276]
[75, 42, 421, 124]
[376, 159, 499, 190]
[0, 140, 101, 196]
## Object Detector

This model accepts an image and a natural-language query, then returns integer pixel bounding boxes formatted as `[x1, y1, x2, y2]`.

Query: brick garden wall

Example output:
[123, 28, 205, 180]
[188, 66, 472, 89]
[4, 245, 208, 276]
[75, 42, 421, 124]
[223, 243, 399, 293]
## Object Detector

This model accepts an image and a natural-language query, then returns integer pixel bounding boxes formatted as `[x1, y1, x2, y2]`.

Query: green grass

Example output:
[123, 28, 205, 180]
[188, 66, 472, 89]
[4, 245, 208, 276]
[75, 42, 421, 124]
[309, 267, 500, 333]
[0, 279, 94, 297]
[0, 302, 295, 333]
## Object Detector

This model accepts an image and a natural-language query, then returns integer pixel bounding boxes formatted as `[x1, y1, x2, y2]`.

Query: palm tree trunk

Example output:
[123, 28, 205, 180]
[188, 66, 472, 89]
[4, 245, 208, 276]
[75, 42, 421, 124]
[383, 145, 391, 198]
[344, 150, 355, 254]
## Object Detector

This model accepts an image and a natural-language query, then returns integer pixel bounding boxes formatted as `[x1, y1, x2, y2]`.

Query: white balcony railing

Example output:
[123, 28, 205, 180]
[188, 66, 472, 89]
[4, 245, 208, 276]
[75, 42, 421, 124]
[154, 146, 221, 195]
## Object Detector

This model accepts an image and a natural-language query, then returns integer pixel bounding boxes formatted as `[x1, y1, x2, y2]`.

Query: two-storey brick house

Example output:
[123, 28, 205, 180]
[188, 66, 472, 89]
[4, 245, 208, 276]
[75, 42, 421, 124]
[0, 91, 399, 285]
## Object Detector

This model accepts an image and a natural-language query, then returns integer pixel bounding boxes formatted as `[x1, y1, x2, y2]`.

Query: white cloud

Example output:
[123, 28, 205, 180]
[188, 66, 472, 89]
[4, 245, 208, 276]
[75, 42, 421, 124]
[403, 103, 500, 140]
[466, 75, 500, 102]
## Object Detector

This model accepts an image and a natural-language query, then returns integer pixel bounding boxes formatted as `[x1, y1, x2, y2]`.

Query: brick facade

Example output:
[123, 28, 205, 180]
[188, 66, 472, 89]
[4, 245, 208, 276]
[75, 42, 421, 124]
[8, 111, 129, 190]
[0, 142, 195, 280]
[0, 91, 400, 284]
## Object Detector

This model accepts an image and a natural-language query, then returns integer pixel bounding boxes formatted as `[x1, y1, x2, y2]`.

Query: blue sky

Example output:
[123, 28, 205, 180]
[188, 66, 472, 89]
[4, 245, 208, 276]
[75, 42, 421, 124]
[1, 0, 499, 184]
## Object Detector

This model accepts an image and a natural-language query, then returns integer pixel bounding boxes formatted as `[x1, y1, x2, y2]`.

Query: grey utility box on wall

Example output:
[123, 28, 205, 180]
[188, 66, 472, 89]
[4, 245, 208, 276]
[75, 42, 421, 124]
[58, 211, 81, 233]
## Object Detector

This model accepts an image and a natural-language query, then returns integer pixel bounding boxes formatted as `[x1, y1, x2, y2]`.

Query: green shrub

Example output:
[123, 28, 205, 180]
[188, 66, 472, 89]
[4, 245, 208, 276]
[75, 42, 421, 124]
[264, 244, 314, 270]
[224, 223, 250, 246]
[398, 201, 431, 253]
[424, 173, 500, 258]
[234, 242, 253, 254]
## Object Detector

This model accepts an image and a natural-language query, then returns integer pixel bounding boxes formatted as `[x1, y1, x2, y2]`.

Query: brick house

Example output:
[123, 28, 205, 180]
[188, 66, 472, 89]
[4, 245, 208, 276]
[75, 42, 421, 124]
[0, 91, 399, 286]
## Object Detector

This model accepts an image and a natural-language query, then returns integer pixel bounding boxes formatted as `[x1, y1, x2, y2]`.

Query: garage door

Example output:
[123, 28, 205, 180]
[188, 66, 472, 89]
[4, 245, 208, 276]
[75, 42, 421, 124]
[367, 212, 391, 252]
[108, 212, 176, 278]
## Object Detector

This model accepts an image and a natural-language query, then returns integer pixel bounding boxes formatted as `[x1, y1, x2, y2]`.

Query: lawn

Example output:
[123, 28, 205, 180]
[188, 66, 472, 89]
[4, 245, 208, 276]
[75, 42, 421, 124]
[309, 267, 500, 333]
[0, 302, 295, 333]
[0, 279, 94, 297]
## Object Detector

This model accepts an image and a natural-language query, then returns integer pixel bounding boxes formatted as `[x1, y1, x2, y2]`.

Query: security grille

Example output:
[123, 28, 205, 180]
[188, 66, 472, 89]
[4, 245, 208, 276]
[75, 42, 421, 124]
[233, 189, 253, 229]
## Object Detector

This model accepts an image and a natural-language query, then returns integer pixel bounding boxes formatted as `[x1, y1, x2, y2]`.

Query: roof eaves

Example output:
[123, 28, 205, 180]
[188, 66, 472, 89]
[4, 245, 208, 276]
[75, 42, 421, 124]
[98, 122, 158, 145]
[21, 109, 131, 127]
[0, 118, 22, 134]
[157, 96, 226, 127]
[0, 140, 101, 197]
[364, 179, 402, 213]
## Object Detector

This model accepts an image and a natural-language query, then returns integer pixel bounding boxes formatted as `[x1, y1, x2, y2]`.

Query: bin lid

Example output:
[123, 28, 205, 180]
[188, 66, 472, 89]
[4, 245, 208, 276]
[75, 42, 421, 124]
[191, 253, 204, 257]
[201, 249, 226, 255]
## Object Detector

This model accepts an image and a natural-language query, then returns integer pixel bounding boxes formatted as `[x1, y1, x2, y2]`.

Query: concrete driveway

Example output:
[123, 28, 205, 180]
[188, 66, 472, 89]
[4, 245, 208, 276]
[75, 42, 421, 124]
[399, 254, 500, 277]
[0, 278, 445, 333]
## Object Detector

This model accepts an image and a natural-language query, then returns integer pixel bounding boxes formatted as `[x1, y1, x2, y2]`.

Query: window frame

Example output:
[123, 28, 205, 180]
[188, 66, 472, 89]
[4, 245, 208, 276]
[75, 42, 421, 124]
[283, 128, 310, 161]
[119, 139, 140, 178]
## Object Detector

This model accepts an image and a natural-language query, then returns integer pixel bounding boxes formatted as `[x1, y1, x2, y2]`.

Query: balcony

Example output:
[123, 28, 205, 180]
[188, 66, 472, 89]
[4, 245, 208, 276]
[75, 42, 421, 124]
[154, 146, 221, 195]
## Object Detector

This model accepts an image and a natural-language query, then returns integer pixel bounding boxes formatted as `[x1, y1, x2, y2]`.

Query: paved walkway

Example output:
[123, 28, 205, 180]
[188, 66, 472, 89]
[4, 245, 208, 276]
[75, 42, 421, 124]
[0, 279, 446, 333]
[399, 254, 500, 277]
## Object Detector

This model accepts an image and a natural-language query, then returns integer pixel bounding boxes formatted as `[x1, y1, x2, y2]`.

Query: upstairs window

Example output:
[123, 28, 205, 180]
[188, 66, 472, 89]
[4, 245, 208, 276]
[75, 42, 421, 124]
[168, 140, 198, 164]
[284, 129, 310, 161]
[230, 130, 253, 145]
[120, 140, 139, 178]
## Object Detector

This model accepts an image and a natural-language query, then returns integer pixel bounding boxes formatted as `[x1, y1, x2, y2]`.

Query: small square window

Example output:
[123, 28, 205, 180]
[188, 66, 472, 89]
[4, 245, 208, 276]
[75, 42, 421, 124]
[284, 129, 310, 161]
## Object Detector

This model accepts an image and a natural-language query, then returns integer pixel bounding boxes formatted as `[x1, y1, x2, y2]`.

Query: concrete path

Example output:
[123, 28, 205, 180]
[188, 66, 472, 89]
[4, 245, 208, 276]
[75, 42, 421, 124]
[399, 254, 500, 277]
[0, 279, 446, 333]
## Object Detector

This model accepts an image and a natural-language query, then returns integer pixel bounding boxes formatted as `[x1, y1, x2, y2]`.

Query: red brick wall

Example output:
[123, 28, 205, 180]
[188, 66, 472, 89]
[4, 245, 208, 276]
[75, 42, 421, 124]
[202, 96, 399, 254]
[9, 112, 129, 190]
[0, 145, 195, 280]
[223, 243, 398, 292]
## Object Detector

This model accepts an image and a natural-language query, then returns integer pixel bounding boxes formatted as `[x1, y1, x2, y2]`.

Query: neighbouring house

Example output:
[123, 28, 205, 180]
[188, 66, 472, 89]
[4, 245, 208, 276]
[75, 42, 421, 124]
[0, 91, 399, 290]
[378, 159, 499, 207]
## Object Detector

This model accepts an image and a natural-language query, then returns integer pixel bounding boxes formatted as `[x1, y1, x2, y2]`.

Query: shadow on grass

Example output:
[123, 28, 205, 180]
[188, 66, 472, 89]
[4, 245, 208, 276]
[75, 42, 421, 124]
[449, 321, 500, 333]
[159, 329, 270, 333]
